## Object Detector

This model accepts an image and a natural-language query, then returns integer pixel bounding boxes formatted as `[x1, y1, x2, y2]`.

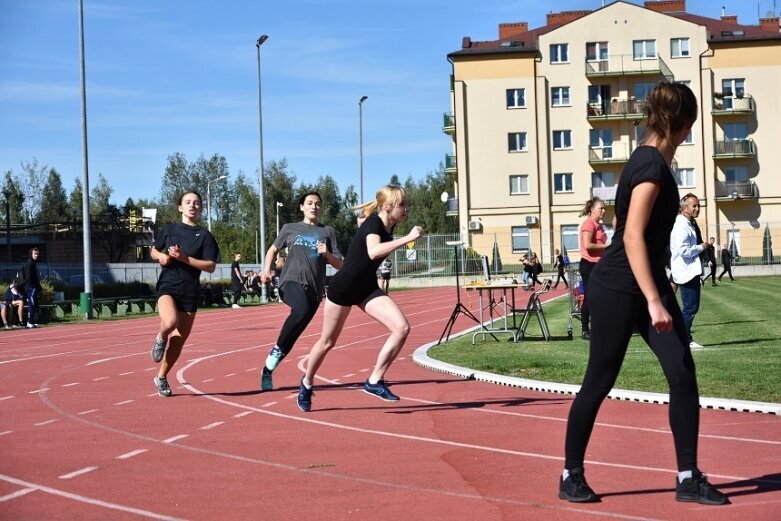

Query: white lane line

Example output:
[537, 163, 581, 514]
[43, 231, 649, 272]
[224, 373, 236, 377]
[233, 411, 253, 418]
[0, 487, 36, 502]
[0, 431, 12, 436]
[114, 400, 134, 406]
[28, 388, 50, 394]
[62, 383, 80, 388]
[200, 422, 224, 430]
[77, 409, 98, 415]
[244, 368, 256, 372]
[116, 449, 148, 460]
[0, 472, 185, 520]
[342, 373, 356, 378]
[202, 378, 214, 383]
[358, 368, 370, 373]
[0, 395, 13, 401]
[118, 372, 133, 376]
[162, 434, 188, 444]
[262, 402, 278, 407]
[59, 466, 98, 480]
[144, 367, 156, 372]
[92, 376, 109, 381]
[34, 419, 58, 426]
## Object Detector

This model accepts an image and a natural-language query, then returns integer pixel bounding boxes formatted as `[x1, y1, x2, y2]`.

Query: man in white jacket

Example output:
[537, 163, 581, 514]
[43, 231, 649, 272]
[670, 193, 708, 349]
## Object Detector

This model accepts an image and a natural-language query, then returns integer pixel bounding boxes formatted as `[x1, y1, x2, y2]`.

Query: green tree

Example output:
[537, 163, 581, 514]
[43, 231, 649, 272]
[19, 158, 46, 223]
[69, 177, 84, 219]
[90, 173, 113, 215]
[37, 168, 69, 223]
[158, 152, 192, 224]
[1, 170, 26, 224]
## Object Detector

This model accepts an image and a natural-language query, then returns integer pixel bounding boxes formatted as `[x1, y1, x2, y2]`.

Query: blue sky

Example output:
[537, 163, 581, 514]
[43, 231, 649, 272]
[0, 0, 766, 205]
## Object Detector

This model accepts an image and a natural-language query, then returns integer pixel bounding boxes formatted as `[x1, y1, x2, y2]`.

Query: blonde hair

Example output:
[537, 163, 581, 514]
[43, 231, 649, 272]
[354, 185, 407, 220]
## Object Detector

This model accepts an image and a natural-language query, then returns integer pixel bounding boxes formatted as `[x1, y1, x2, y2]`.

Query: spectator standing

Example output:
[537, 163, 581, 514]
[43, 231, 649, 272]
[718, 243, 735, 282]
[701, 237, 718, 286]
[231, 252, 244, 308]
[379, 257, 392, 293]
[578, 198, 608, 340]
[670, 193, 708, 349]
[552, 249, 568, 289]
[16, 246, 42, 328]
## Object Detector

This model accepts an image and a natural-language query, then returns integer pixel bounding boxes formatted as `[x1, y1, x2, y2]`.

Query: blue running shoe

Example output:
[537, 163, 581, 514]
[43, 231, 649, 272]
[297, 378, 314, 412]
[363, 379, 400, 401]
[151, 336, 166, 363]
[266, 347, 285, 371]
[261, 366, 273, 391]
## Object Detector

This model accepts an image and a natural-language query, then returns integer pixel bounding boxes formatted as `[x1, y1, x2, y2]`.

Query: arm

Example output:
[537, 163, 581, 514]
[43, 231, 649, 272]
[670, 219, 706, 260]
[261, 244, 279, 283]
[580, 222, 608, 255]
[623, 181, 672, 333]
[366, 226, 424, 260]
[315, 238, 343, 270]
[233, 264, 244, 283]
[166, 245, 217, 273]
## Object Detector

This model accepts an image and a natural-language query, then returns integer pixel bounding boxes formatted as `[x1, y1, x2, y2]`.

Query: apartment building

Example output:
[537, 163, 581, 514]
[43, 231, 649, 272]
[445, 0, 781, 262]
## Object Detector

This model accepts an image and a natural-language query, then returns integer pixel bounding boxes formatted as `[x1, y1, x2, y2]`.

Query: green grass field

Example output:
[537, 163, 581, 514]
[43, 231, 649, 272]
[428, 276, 781, 403]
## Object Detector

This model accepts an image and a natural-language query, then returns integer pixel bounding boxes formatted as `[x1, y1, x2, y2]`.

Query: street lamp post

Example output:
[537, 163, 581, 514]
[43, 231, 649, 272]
[257, 34, 269, 302]
[275, 201, 283, 234]
[206, 174, 228, 232]
[359, 95, 368, 203]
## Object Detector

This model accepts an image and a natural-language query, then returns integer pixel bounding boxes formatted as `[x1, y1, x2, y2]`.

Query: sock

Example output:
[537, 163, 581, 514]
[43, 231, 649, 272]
[301, 378, 312, 389]
[678, 470, 693, 483]
[562, 469, 570, 480]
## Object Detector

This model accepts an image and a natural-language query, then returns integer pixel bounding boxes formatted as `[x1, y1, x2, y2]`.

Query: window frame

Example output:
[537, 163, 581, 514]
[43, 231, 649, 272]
[511, 226, 531, 253]
[508, 132, 528, 153]
[506, 88, 526, 109]
[671, 37, 690, 58]
[674, 167, 695, 188]
[509, 175, 529, 195]
[550, 43, 569, 64]
[554, 173, 574, 193]
[551, 86, 571, 107]
[633, 39, 657, 60]
[552, 130, 572, 150]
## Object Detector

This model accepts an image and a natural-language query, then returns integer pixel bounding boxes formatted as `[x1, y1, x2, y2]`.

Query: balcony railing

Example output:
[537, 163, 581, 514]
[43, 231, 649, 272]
[712, 94, 755, 115]
[587, 99, 647, 120]
[442, 112, 455, 135]
[715, 180, 758, 200]
[588, 142, 631, 164]
[444, 154, 457, 174]
[445, 197, 459, 216]
[585, 54, 673, 80]
[713, 139, 756, 159]
[590, 185, 617, 204]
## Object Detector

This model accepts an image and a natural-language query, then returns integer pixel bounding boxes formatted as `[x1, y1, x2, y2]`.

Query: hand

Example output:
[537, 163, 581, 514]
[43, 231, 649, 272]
[260, 270, 272, 284]
[406, 226, 424, 242]
[159, 254, 172, 267]
[167, 244, 189, 264]
[648, 300, 673, 334]
[316, 240, 328, 256]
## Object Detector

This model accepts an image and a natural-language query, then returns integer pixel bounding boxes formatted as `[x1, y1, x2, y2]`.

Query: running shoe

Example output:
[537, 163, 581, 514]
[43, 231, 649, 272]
[151, 336, 166, 363]
[297, 378, 313, 412]
[559, 468, 600, 503]
[689, 340, 704, 350]
[26, 323, 38, 329]
[363, 379, 400, 401]
[261, 366, 273, 391]
[675, 471, 730, 505]
[153, 375, 172, 397]
[266, 347, 285, 371]
[3, 324, 10, 330]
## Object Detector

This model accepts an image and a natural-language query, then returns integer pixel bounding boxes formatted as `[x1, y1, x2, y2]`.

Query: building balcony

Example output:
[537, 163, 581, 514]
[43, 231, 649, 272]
[588, 143, 631, 164]
[587, 99, 646, 120]
[442, 112, 455, 135]
[714, 180, 758, 200]
[444, 154, 457, 174]
[590, 185, 617, 204]
[585, 54, 673, 80]
[445, 197, 459, 216]
[713, 139, 756, 159]
[712, 94, 755, 115]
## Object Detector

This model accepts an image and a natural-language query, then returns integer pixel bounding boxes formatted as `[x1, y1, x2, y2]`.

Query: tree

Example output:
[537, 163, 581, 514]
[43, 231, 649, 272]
[90, 173, 113, 215]
[19, 158, 46, 223]
[37, 168, 69, 223]
[158, 152, 192, 224]
[69, 177, 84, 219]
[1, 170, 26, 225]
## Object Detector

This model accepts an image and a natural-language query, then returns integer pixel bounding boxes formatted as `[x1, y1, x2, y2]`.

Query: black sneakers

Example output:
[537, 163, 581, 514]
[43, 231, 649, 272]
[297, 378, 313, 412]
[559, 468, 600, 503]
[363, 379, 400, 401]
[675, 471, 731, 505]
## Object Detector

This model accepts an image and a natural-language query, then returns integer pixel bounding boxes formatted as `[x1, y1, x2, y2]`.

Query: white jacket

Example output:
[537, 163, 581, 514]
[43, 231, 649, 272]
[670, 214, 703, 285]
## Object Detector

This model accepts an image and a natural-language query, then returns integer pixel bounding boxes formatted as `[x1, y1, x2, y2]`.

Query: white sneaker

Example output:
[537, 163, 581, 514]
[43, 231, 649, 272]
[232, 303, 241, 309]
[689, 341, 704, 349]
[27, 323, 37, 329]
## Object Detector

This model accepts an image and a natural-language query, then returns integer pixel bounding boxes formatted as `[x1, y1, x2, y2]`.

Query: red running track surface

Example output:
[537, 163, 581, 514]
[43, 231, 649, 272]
[1, 286, 779, 520]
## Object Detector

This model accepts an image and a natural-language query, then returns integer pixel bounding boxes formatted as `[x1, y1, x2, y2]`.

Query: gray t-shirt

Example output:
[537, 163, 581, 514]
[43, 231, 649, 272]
[273, 221, 341, 301]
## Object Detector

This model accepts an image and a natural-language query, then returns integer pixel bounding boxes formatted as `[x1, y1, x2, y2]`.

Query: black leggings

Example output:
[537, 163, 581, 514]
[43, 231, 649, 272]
[276, 281, 320, 356]
[564, 279, 700, 473]
[578, 259, 597, 333]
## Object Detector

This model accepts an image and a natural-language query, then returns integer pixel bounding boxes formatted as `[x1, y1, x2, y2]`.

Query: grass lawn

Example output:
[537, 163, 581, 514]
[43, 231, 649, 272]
[428, 276, 781, 403]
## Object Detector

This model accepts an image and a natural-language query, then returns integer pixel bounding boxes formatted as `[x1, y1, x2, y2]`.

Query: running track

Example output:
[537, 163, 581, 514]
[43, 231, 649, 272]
[1, 287, 779, 520]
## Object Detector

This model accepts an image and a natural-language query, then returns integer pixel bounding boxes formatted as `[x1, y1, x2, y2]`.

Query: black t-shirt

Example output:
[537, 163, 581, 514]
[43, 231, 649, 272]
[327, 214, 393, 305]
[155, 222, 220, 298]
[231, 260, 242, 286]
[591, 146, 679, 294]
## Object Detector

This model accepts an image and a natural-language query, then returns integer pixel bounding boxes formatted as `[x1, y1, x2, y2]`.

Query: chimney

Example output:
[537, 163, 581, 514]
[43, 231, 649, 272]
[546, 10, 591, 26]
[721, 15, 738, 25]
[643, 0, 686, 14]
[499, 22, 528, 40]
[462, 37, 472, 49]
[759, 17, 781, 33]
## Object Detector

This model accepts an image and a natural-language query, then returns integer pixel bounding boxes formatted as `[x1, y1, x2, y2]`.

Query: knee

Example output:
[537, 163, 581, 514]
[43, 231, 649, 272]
[392, 320, 411, 340]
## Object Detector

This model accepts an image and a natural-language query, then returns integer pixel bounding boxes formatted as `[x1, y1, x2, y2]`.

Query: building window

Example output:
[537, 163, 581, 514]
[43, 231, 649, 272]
[671, 37, 690, 58]
[511, 226, 531, 253]
[550, 43, 569, 63]
[682, 129, 693, 144]
[633, 39, 656, 59]
[634, 82, 656, 100]
[554, 173, 573, 193]
[721, 78, 746, 109]
[508, 132, 527, 152]
[724, 122, 748, 140]
[553, 130, 572, 150]
[591, 171, 615, 187]
[725, 166, 749, 184]
[551, 87, 570, 107]
[586, 41, 609, 62]
[674, 168, 695, 188]
[506, 88, 526, 109]
[589, 128, 613, 159]
[560, 225, 579, 255]
[509, 175, 529, 195]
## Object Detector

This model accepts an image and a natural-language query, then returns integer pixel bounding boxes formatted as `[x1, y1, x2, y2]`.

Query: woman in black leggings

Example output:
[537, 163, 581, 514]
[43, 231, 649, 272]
[559, 82, 729, 506]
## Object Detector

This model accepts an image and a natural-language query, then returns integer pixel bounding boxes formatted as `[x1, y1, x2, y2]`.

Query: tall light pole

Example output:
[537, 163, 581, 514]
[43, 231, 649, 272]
[78, 0, 94, 319]
[206, 174, 228, 232]
[359, 95, 368, 203]
[257, 35, 269, 302]
[275, 201, 283, 234]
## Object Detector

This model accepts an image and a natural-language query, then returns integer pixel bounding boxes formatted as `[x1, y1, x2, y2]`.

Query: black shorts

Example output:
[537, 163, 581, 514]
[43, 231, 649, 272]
[156, 289, 199, 313]
[380, 272, 390, 281]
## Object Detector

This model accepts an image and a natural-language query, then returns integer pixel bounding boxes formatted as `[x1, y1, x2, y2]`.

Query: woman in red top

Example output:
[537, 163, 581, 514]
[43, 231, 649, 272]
[578, 197, 607, 339]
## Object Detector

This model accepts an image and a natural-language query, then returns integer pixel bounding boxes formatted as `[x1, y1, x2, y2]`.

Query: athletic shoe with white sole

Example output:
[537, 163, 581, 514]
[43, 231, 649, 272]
[151, 336, 166, 362]
[363, 379, 400, 401]
[153, 375, 172, 397]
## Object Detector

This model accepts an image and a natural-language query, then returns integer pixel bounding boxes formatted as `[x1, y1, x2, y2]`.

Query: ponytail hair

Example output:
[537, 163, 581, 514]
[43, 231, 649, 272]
[644, 81, 698, 143]
[580, 197, 603, 217]
[353, 185, 407, 220]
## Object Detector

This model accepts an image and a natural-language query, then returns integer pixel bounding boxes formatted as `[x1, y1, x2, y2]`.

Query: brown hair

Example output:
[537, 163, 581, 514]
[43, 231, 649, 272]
[580, 197, 603, 217]
[644, 81, 698, 143]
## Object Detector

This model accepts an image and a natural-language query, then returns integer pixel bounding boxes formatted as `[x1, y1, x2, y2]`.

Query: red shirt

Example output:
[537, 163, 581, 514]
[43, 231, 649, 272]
[579, 218, 606, 263]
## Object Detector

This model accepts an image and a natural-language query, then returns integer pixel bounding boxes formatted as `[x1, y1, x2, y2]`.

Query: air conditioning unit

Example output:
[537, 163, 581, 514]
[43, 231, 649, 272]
[525, 216, 539, 225]
[467, 220, 482, 231]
